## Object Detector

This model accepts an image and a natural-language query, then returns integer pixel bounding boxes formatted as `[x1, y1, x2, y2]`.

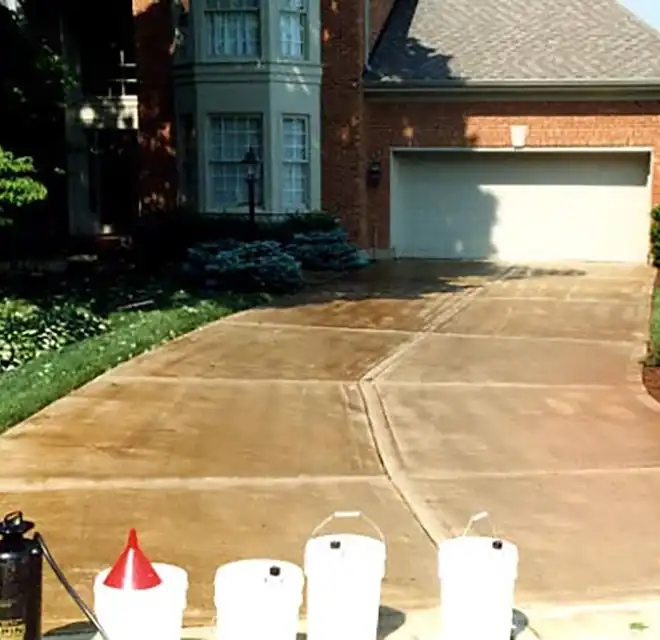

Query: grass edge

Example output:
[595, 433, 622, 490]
[0, 295, 254, 433]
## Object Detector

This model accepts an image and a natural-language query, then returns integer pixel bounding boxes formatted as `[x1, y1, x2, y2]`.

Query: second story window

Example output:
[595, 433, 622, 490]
[205, 0, 260, 58]
[279, 0, 306, 59]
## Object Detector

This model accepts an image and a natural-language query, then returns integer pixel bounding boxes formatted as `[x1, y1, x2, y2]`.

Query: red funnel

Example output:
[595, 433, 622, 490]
[103, 529, 162, 590]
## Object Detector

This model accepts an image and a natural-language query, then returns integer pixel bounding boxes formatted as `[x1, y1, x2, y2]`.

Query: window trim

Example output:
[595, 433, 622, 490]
[207, 113, 265, 212]
[204, 0, 262, 60]
[279, 0, 308, 61]
[281, 114, 310, 212]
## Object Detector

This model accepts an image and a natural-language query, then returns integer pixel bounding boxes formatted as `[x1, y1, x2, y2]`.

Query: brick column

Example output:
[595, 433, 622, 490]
[132, 0, 177, 215]
[320, 0, 368, 245]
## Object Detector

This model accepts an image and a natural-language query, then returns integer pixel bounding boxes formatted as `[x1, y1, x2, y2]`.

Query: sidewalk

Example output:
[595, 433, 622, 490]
[48, 600, 660, 639]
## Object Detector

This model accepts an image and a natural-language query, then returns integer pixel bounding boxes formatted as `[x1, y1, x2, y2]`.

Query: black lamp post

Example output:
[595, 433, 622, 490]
[241, 146, 259, 226]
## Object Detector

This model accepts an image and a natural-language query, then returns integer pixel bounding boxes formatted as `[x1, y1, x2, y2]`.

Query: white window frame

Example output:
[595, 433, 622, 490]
[207, 114, 264, 212]
[279, 0, 307, 60]
[282, 115, 310, 212]
[205, 0, 261, 59]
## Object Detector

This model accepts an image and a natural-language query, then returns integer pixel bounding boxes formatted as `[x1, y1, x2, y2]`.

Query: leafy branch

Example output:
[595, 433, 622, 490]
[0, 147, 47, 226]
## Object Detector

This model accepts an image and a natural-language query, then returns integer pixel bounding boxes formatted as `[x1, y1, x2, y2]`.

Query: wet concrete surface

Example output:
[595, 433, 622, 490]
[0, 381, 382, 479]
[379, 334, 636, 386]
[110, 322, 406, 381]
[13, 479, 437, 628]
[435, 297, 649, 341]
[2, 259, 659, 630]
[408, 471, 660, 604]
[376, 385, 660, 475]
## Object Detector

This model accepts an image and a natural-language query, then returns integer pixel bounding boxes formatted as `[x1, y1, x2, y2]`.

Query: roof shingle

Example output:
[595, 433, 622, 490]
[366, 0, 660, 86]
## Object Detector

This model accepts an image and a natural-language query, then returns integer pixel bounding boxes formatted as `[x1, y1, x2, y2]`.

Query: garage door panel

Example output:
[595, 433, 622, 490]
[391, 152, 651, 262]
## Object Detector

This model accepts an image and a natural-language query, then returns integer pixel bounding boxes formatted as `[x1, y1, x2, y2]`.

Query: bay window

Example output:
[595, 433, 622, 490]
[282, 116, 309, 211]
[205, 0, 260, 58]
[279, 0, 306, 59]
[208, 115, 263, 210]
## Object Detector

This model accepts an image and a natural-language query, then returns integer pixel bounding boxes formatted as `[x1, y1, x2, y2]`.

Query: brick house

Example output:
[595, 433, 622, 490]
[72, 0, 660, 263]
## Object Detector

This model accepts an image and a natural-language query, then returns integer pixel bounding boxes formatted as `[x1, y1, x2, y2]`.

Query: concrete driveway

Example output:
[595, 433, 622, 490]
[0, 259, 657, 633]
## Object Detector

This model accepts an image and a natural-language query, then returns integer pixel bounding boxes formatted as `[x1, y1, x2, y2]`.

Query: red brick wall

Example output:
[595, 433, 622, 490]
[320, 0, 398, 243]
[321, 0, 368, 242]
[132, 0, 177, 215]
[369, 0, 396, 50]
[361, 99, 660, 249]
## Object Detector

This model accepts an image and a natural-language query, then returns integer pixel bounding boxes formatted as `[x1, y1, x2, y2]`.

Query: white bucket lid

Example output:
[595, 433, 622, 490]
[214, 559, 304, 601]
[304, 533, 386, 579]
[438, 536, 518, 581]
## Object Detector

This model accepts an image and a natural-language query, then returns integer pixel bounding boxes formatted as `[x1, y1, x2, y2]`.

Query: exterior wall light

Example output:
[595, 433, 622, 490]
[366, 155, 383, 188]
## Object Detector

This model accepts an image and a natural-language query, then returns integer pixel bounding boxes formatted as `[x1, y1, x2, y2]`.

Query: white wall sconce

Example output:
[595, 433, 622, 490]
[510, 125, 528, 149]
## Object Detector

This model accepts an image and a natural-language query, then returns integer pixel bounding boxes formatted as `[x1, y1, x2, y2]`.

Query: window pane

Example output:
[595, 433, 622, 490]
[207, 0, 259, 9]
[208, 115, 263, 210]
[280, 0, 304, 9]
[283, 117, 307, 162]
[280, 12, 305, 59]
[209, 116, 261, 161]
[206, 10, 260, 57]
[282, 163, 308, 210]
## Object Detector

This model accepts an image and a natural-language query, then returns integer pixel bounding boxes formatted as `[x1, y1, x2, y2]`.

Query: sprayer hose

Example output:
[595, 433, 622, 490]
[34, 533, 111, 640]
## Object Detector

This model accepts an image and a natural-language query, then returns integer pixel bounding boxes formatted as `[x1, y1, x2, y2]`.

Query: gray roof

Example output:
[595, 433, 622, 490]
[366, 0, 660, 87]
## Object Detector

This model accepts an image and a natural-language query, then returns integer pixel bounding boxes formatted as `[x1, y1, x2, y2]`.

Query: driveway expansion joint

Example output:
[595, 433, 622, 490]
[355, 266, 515, 544]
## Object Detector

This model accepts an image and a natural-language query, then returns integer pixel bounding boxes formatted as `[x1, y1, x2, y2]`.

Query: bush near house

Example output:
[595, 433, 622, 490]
[0, 298, 107, 372]
[0, 209, 368, 431]
[650, 282, 660, 368]
[183, 228, 370, 293]
[131, 210, 345, 265]
[285, 228, 371, 272]
[185, 240, 306, 293]
[651, 204, 660, 267]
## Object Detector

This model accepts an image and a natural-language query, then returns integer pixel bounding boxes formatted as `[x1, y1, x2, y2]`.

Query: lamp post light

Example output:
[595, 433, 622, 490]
[241, 146, 259, 226]
[79, 105, 102, 225]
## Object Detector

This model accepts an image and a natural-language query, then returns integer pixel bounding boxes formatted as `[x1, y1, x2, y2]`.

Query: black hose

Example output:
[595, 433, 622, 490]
[34, 533, 111, 640]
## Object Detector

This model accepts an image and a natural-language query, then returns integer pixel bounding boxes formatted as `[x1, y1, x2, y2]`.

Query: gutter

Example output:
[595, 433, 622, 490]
[362, 77, 660, 95]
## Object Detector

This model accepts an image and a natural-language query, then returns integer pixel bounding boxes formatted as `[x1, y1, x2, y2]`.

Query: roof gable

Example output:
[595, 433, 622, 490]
[366, 0, 660, 87]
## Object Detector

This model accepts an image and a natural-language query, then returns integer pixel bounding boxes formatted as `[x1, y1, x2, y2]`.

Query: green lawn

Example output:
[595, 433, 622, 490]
[650, 284, 660, 367]
[0, 283, 256, 432]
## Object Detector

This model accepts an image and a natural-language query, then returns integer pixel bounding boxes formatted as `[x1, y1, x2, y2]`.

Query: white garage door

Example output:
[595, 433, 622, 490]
[390, 151, 652, 262]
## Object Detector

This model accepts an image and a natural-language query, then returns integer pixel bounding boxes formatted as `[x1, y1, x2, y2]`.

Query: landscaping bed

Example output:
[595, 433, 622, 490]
[643, 268, 660, 405]
[0, 270, 258, 431]
[0, 212, 369, 432]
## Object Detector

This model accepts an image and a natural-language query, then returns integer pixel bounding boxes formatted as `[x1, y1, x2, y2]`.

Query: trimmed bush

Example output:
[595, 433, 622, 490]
[0, 299, 108, 372]
[185, 240, 304, 293]
[285, 229, 371, 271]
[651, 204, 660, 267]
[131, 210, 341, 265]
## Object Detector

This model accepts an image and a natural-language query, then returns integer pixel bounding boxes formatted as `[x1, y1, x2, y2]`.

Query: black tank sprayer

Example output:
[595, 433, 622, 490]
[0, 511, 110, 640]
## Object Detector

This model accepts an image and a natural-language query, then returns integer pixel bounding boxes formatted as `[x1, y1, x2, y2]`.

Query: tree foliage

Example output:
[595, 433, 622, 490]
[0, 1, 69, 233]
[0, 147, 47, 226]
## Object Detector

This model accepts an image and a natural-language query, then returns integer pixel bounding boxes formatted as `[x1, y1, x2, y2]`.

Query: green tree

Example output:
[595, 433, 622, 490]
[0, 147, 47, 227]
[0, 0, 71, 250]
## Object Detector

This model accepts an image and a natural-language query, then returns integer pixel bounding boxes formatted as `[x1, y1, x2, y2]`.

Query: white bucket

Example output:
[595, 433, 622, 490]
[94, 562, 188, 640]
[214, 558, 304, 640]
[304, 511, 386, 640]
[438, 513, 518, 640]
